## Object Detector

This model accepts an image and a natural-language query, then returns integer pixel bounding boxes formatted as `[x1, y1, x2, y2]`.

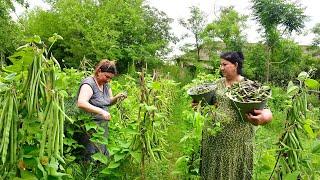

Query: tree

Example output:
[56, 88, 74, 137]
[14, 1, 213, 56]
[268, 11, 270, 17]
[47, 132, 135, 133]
[309, 23, 320, 58]
[22, 0, 174, 72]
[0, 0, 24, 65]
[179, 6, 207, 62]
[312, 23, 320, 47]
[251, 0, 307, 83]
[244, 43, 268, 82]
[203, 6, 247, 52]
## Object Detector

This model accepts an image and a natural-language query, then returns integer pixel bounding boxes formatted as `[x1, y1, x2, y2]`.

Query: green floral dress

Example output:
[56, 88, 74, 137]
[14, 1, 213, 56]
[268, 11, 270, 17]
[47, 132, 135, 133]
[200, 78, 255, 180]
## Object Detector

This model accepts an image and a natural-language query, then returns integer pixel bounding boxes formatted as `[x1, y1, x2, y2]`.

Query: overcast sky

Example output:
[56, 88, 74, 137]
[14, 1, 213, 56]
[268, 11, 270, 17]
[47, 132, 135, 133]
[146, 0, 320, 57]
[13, 0, 320, 57]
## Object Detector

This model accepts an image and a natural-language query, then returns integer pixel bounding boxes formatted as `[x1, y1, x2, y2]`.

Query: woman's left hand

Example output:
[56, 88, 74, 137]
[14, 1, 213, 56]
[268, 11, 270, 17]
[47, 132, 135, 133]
[246, 109, 272, 126]
[115, 92, 128, 101]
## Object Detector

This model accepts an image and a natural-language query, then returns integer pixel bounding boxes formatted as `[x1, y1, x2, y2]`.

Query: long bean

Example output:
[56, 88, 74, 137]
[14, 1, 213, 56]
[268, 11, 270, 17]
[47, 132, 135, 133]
[1, 94, 13, 164]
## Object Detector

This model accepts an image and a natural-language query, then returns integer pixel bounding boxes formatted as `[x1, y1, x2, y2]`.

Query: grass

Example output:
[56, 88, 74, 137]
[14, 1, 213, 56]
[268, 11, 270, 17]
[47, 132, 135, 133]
[143, 89, 192, 179]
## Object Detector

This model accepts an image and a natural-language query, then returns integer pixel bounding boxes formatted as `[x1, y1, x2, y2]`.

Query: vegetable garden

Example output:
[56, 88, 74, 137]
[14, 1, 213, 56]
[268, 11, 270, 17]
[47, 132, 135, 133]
[0, 35, 319, 179]
[0, 0, 320, 179]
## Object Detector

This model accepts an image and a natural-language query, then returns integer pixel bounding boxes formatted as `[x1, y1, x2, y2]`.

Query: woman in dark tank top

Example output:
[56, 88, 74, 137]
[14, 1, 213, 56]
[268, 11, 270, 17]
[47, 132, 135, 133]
[77, 59, 127, 158]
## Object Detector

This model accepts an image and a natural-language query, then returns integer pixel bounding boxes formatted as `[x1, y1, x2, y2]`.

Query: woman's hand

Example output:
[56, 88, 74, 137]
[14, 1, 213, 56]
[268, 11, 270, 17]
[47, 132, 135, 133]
[100, 110, 111, 121]
[246, 109, 272, 126]
[115, 92, 128, 101]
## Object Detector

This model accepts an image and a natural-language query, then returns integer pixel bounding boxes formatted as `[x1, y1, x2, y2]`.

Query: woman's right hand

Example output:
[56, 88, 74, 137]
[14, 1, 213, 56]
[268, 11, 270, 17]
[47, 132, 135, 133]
[100, 110, 111, 121]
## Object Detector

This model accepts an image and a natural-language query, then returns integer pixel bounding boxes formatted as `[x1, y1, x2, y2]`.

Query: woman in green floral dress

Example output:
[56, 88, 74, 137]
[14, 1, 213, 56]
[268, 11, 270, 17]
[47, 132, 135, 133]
[200, 52, 273, 180]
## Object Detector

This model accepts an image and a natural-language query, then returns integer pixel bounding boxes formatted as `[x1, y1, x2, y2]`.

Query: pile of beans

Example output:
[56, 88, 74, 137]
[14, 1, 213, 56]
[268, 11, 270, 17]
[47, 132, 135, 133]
[227, 80, 271, 102]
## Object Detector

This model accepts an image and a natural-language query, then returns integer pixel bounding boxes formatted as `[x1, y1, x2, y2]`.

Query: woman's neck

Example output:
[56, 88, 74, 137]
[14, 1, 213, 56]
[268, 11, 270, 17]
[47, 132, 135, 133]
[93, 76, 104, 90]
[225, 75, 243, 87]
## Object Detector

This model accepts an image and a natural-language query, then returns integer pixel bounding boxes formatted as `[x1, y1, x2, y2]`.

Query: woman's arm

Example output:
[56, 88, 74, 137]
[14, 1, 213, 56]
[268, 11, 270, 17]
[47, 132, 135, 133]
[77, 84, 111, 120]
[246, 109, 273, 126]
[108, 88, 127, 105]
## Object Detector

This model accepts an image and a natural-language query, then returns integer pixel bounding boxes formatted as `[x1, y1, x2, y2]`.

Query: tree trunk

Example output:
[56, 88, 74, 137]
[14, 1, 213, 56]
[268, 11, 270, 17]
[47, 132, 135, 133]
[266, 48, 271, 83]
[195, 35, 200, 62]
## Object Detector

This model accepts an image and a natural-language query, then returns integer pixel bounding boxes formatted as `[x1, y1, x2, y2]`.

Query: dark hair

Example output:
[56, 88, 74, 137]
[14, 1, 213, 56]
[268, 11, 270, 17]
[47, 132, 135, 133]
[94, 59, 117, 76]
[220, 51, 244, 75]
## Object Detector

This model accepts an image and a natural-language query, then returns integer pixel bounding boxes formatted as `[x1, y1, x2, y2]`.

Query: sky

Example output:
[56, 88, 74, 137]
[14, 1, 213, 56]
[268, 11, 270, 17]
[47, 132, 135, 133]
[13, 0, 320, 58]
[146, 0, 320, 57]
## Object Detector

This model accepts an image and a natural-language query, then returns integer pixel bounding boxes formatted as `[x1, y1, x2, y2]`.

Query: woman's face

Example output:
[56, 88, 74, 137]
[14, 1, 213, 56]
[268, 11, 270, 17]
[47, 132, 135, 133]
[220, 59, 238, 78]
[98, 71, 114, 83]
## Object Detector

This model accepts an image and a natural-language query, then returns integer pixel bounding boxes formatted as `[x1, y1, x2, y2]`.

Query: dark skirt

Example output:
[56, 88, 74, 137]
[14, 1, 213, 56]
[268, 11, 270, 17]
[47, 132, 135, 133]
[74, 120, 109, 160]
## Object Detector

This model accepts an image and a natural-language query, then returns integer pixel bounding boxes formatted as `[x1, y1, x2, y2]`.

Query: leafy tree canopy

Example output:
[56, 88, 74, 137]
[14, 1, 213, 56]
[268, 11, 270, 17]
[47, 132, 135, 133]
[0, 0, 25, 56]
[22, 0, 174, 72]
[203, 6, 247, 52]
[251, 0, 307, 46]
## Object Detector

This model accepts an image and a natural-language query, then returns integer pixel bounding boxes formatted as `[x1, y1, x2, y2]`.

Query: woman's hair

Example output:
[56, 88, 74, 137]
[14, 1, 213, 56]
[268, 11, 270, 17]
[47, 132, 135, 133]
[94, 59, 117, 76]
[220, 51, 244, 75]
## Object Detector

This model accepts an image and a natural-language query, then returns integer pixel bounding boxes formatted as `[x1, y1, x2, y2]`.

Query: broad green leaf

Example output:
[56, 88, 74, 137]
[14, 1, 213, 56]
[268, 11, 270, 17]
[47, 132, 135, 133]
[85, 121, 98, 131]
[107, 161, 120, 169]
[16, 43, 30, 50]
[303, 121, 316, 138]
[114, 153, 126, 162]
[130, 151, 141, 163]
[119, 142, 130, 149]
[175, 156, 188, 165]
[20, 170, 38, 180]
[49, 33, 63, 42]
[0, 82, 9, 92]
[305, 78, 320, 90]
[260, 153, 276, 170]
[92, 152, 108, 165]
[284, 170, 300, 180]
[151, 82, 161, 90]
[33, 35, 42, 44]
[3, 64, 22, 73]
[109, 147, 121, 156]
[25, 35, 41, 44]
[47, 166, 70, 177]
[287, 81, 299, 96]
[48, 36, 55, 43]
[63, 138, 77, 146]
[297, 71, 308, 82]
[4, 73, 17, 82]
[36, 158, 47, 178]
[100, 167, 112, 175]
[55, 34, 63, 40]
[311, 141, 320, 153]
[23, 157, 38, 169]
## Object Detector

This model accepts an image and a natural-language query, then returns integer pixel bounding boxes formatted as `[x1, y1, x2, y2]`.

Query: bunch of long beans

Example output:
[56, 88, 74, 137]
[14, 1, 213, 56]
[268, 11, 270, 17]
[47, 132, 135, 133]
[270, 78, 311, 179]
[39, 91, 65, 163]
[22, 52, 66, 163]
[22, 54, 46, 116]
[130, 70, 168, 179]
[0, 89, 18, 164]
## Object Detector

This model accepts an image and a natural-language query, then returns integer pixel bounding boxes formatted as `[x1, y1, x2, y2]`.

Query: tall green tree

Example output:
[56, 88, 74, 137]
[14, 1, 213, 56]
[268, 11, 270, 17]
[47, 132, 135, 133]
[310, 23, 320, 58]
[251, 0, 307, 83]
[312, 23, 320, 47]
[0, 0, 24, 65]
[203, 6, 247, 52]
[23, 0, 174, 72]
[179, 6, 207, 62]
